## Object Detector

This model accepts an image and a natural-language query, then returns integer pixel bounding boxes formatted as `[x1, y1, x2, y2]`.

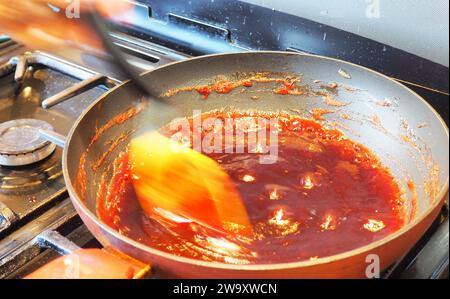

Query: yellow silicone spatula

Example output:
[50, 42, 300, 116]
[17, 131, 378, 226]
[129, 131, 253, 238]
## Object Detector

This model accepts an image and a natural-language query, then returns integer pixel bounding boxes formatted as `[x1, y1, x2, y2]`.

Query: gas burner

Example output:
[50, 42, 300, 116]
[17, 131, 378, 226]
[0, 119, 56, 166]
[0, 154, 62, 194]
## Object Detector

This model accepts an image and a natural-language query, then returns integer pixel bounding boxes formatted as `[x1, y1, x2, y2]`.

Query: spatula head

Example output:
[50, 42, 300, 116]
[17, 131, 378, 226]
[129, 131, 253, 238]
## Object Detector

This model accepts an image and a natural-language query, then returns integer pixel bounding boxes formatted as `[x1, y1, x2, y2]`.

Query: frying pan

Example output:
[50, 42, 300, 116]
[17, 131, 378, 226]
[45, 52, 449, 278]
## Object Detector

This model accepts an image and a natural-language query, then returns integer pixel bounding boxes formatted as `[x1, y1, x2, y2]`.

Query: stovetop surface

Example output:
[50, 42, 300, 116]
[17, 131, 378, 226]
[0, 67, 103, 226]
[0, 32, 189, 237]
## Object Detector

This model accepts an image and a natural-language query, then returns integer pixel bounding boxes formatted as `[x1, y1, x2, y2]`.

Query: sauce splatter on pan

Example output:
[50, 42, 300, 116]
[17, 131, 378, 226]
[163, 73, 308, 99]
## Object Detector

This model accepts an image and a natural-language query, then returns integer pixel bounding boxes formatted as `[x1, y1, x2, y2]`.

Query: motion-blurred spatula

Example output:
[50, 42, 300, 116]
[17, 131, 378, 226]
[130, 131, 253, 238]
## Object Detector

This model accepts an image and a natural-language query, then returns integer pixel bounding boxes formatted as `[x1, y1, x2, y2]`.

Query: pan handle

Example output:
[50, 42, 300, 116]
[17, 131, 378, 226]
[39, 129, 66, 148]
[25, 248, 151, 279]
[25, 230, 151, 279]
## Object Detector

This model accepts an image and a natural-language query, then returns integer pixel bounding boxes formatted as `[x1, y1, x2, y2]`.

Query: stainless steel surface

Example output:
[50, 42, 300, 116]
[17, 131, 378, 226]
[37, 230, 80, 255]
[0, 119, 56, 166]
[13, 52, 121, 84]
[11, 52, 121, 108]
[0, 119, 54, 154]
[0, 57, 18, 77]
[0, 199, 77, 279]
[41, 74, 117, 109]
[0, 53, 99, 223]
[0, 201, 17, 233]
[38, 130, 67, 148]
[15, 55, 27, 83]
[0, 142, 56, 167]
[0, 40, 16, 51]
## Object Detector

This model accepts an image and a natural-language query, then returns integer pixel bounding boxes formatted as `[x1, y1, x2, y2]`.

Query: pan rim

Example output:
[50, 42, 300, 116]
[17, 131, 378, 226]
[63, 51, 449, 272]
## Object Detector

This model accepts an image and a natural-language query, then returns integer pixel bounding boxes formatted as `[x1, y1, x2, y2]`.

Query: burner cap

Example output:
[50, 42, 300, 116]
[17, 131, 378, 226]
[0, 119, 57, 166]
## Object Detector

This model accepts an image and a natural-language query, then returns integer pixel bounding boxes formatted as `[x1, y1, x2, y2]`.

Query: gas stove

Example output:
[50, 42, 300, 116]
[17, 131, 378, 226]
[0, 0, 448, 279]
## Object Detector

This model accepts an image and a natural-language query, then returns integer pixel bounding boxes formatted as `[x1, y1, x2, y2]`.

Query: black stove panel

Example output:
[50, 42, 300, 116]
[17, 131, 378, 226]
[113, 0, 449, 94]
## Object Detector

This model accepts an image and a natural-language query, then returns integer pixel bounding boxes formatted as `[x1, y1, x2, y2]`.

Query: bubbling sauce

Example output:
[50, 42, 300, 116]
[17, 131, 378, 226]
[96, 111, 407, 264]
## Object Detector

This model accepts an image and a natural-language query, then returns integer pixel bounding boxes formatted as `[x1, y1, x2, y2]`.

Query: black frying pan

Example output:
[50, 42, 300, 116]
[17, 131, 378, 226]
[44, 52, 448, 278]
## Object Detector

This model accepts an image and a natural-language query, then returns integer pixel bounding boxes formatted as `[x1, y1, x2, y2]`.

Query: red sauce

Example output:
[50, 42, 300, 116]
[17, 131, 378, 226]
[76, 103, 146, 202]
[95, 111, 407, 264]
[309, 108, 334, 121]
[195, 81, 251, 99]
[89, 104, 146, 147]
[163, 74, 307, 99]
[195, 86, 212, 99]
